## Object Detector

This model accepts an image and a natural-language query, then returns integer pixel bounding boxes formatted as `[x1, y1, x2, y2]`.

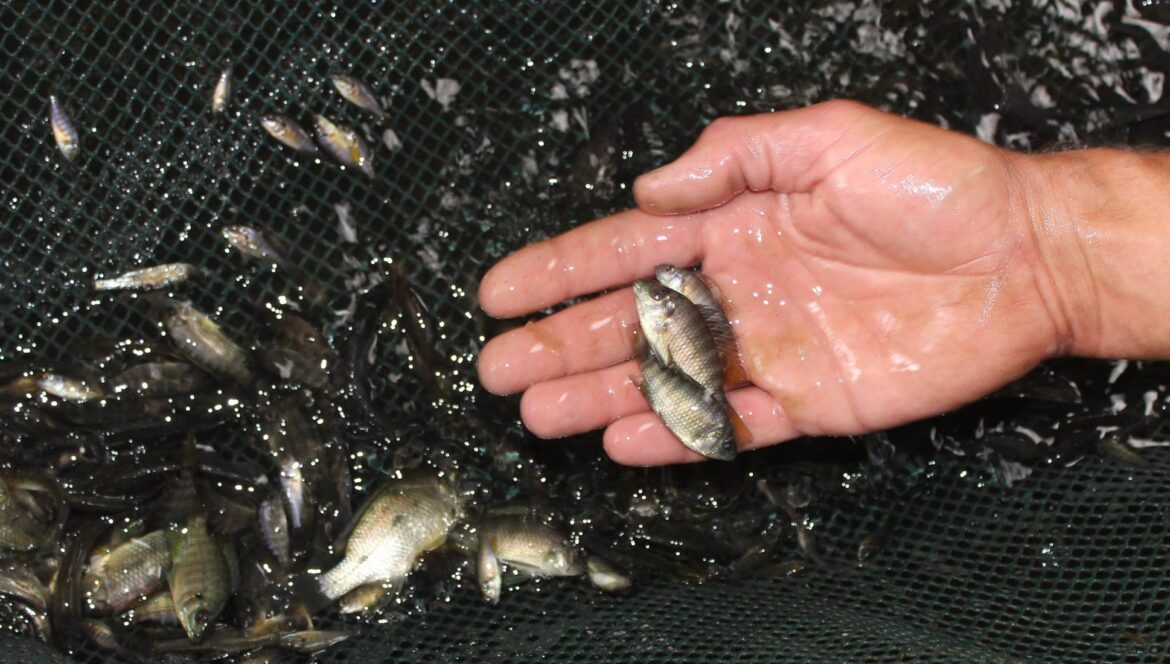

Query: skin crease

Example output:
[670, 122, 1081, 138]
[476, 100, 1170, 466]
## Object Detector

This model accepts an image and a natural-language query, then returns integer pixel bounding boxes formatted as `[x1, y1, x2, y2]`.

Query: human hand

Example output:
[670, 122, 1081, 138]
[476, 100, 1098, 465]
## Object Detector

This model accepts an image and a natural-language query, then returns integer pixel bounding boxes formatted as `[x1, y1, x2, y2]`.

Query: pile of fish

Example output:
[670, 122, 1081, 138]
[633, 266, 750, 461]
[0, 237, 637, 658]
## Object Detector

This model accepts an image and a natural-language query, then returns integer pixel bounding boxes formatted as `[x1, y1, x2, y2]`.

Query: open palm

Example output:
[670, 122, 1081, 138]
[478, 101, 1065, 465]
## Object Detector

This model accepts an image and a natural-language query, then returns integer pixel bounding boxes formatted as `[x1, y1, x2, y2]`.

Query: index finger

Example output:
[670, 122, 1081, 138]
[478, 208, 704, 318]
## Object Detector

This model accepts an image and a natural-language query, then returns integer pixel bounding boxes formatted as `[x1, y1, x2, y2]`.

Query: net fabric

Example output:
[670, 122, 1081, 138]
[1, 0, 1169, 662]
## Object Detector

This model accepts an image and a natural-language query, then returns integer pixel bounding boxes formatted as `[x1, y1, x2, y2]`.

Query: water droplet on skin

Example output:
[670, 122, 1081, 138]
[589, 316, 613, 331]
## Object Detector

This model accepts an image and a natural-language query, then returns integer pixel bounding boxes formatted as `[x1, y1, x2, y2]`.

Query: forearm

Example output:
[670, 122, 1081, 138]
[1012, 148, 1170, 360]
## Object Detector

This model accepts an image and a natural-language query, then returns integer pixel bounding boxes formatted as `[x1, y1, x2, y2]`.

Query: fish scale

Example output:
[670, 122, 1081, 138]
[85, 530, 170, 614]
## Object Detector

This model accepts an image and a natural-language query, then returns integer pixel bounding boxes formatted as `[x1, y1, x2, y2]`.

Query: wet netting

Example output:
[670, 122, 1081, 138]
[2, 1, 1170, 662]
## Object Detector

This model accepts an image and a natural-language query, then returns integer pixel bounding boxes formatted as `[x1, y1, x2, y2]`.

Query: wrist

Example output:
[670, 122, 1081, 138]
[1010, 148, 1170, 359]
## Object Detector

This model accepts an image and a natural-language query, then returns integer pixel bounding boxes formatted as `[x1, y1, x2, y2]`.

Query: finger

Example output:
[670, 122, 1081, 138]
[519, 360, 645, 439]
[633, 100, 896, 215]
[478, 290, 639, 395]
[603, 386, 800, 466]
[477, 208, 703, 319]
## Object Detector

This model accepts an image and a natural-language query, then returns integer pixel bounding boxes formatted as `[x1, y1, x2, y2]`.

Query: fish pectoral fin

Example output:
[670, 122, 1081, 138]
[726, 403, 753, 447]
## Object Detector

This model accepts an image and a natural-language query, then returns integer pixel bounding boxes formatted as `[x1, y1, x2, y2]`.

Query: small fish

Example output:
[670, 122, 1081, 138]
[654, 265, 746, 386]
[49, 95, 79, 160]
[93, 263, 199, 292]
[84, 529, 171, 613]
[279, 630, 353, 654]
[259, 115, 320, 155]
[258, 493, 291, 568]
[107, 361, 212, 397]
[34, 370, 103, 402]
[161, 299, 254, 385]
[634, 347, 739, 461]
[315, 475, 463, 602]
[476, 535, 502, 604]
[586, 556, 632, 594]
[337, 582, 393, 614]
[313, 115, 374, 178]
[260, 397, 326, 551]
[211, 63, 232, 113]
[168, 513, 238, 642]
[473, 515, 584, 581]
[222, 225, 292, 271]
[633, 278, 725, 394]
[330, 73, 385, 118]
[1097, 434, 1147, 467]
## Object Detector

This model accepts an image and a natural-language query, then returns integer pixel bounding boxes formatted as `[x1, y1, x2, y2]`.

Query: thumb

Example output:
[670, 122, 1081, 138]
[633, 100, 895, 215]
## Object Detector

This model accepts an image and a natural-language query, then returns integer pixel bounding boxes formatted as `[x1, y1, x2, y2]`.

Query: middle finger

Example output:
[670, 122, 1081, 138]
[477, 289, 639, 395]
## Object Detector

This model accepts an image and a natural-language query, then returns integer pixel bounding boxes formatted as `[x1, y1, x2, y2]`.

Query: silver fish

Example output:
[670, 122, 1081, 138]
[473, 515, 584, 580]
[259, 115, 320, 155]
[313, 115, 374, 178]
[49, 95, 79, 160]
[93, 263, 198, 292]
[34, 370, 103, 402]
[633, 278, 724, 394]
[258, 493, 291, 568]
[477, 535, 502, 604]
[635, 347, 738, 461]
[330, 74, 385, 118]
[316, 475, 463, 602]
[222, 226, 291, 270]
[654, 264, 746, 386]
[586, 555, 632, 594]
[211, 64, 232, 113]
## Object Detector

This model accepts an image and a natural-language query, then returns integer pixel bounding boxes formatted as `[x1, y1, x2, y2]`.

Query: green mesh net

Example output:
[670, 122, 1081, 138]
[2, 1, 1170, 662]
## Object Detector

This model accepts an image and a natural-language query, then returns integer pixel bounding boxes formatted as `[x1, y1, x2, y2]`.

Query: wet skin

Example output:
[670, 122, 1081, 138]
[476, 100, 1170, 465]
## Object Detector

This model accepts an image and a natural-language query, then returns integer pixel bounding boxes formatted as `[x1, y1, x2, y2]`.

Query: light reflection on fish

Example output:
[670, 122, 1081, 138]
[211, 63, 232, 113]
[259, 114, 320, 155]
[313, 115, 374, 178]
[330, 73, 385, 119]
[93, 263, 198, 292]
[49, 95, 79, 160]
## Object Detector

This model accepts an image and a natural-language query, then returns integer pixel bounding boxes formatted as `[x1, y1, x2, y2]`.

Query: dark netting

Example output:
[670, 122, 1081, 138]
[2, 1, 1170, 662]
